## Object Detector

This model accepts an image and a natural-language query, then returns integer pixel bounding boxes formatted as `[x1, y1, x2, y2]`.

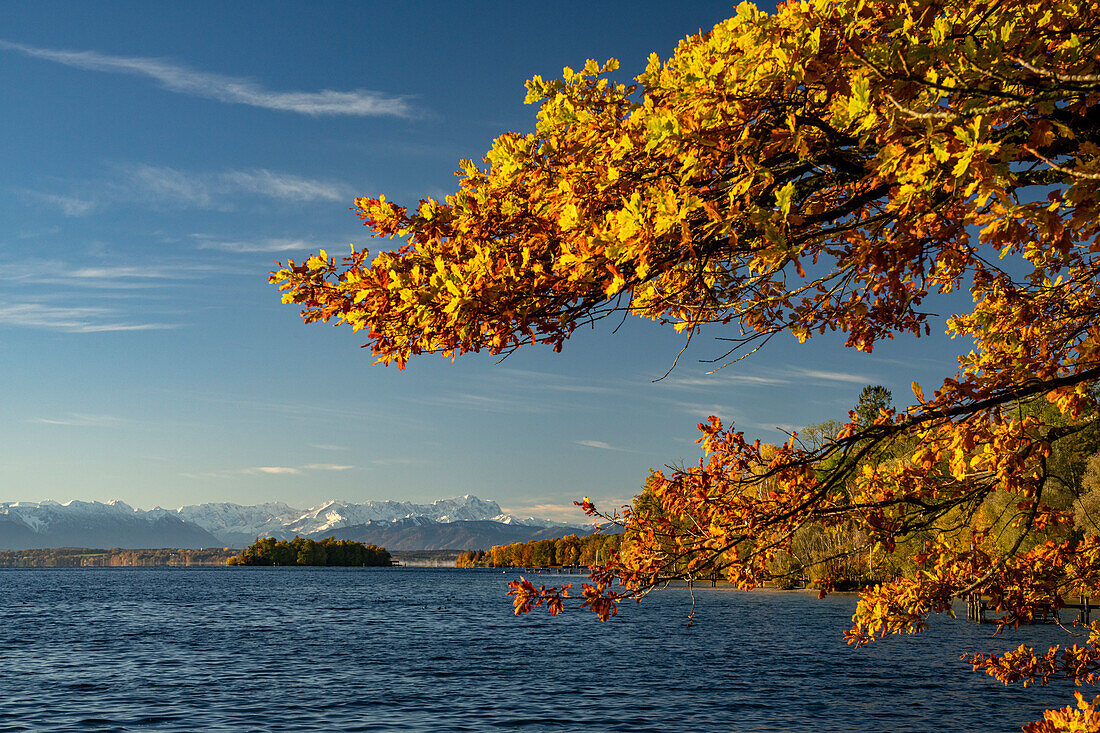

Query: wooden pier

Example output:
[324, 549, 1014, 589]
[964, 593, 1100, 624]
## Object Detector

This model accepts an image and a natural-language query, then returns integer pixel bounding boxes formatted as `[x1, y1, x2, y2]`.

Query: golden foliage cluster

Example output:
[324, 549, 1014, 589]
[272, 0, 1100, 728]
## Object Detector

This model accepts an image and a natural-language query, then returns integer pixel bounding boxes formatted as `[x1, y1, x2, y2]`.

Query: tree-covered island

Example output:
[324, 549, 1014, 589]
[227, 536, 392, 567]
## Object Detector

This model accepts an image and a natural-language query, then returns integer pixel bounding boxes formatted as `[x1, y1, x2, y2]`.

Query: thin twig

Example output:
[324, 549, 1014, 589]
[654, 329, 695, 382]
[885, 94, 956, 121]
[1010, 55, 1100, 84]
[1021, 145, 1100, 181]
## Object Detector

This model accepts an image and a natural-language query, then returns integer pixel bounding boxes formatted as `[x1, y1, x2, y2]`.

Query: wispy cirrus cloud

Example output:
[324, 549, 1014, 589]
[0, 39, 416, 118]
[117, 163, 219, 208]
[0, 259, 219, 293]
[17, 163, 355, 215]
[0, 259, 200, 332]
[501, 502, 590, 524]
[497, 368, 621, 395]
[220, 169, 351, 201]
[668, 401, 741, 423]
[193, 235, 319, 254]
[662, 373, 790, 388]
[0, 303, 175, 332]
[419, 392, 529, 413]
[504, 495, 636, 524]
[661, 367, 872, 390]
[575, 440, 635, 452]
[243, 463, 354, 476]
[787, 367, 872, 384]
[30, 413, 128, 427]
[178, 470, 234, 480]
[416, 370, 620, 414]
[244, 466, 302, 475]
[185, 462, 357, 480]
[115, 163, 353, 207]
[13, 189, 96, 217]
[67, 266, 174, 280]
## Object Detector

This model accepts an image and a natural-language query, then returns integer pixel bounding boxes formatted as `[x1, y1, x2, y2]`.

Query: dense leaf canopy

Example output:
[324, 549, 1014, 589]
[273, 0, 1100, 729]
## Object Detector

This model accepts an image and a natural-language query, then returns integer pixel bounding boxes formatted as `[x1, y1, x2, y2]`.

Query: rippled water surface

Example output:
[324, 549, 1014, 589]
[0, 567, 1082, 731]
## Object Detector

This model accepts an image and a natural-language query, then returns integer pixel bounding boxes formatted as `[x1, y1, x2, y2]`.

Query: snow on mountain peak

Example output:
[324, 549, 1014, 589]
[0, 495, 584, 545]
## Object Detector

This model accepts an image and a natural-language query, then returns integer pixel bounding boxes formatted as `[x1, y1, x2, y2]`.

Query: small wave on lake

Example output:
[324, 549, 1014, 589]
[0, 568, 1080, 731]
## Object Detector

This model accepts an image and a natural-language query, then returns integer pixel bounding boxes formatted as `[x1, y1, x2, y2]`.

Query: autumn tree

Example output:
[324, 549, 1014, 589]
[272, 0, 1100, 728]
[528, 539, 554, 567]
[555, 535, 581, 567]
[490, 544, 511, 568]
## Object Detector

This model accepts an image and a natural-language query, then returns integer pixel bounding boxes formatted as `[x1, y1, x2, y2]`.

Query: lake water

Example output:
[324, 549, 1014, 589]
[0, 567, 1083, 731]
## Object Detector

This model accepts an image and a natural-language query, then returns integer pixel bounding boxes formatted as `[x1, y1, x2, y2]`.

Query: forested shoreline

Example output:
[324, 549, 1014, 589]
[455, 533, 623, 569]
[0, 547, 236, 567]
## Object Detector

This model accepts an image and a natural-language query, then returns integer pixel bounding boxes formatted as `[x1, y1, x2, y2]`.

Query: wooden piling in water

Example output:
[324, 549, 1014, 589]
[964, 593, 1100, 625]
[965, 593, 987, 624]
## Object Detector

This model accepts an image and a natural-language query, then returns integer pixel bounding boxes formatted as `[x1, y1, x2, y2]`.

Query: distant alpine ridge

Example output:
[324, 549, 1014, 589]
[0, 495, 588, 551]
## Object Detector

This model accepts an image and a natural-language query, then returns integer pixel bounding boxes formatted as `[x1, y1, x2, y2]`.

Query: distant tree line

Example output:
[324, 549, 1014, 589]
[455, 533, 622, 569]
[227, 536, 391, 566]
[0, 547, 235, 567]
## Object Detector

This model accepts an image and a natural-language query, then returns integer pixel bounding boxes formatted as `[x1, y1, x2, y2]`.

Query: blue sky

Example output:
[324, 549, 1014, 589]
[0, 1, 967, 521]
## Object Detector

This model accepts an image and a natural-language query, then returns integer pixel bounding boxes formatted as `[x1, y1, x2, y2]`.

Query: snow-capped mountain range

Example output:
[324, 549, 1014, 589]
[0, 495, 585, 549]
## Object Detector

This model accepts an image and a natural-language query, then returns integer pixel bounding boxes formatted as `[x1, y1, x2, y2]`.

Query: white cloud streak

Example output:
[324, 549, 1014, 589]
[662, 368, 872, 390]
[0, 40, 416, 118]
[14, 189, 96, 217]
[503, 494, 637, 524]
[663, 374, 790, 388]
[575, 440, 635, 452]
[178, 471, 234, 480]
[30, 413, 127, 427]
[116, 163, 352, 206]
[0, 260, 220, 295]
[787, 368, 872, 384]
[220, 169, 350, 201]
[119, 163, 217, 207]
[245, 466, 302, 475]
[194, 236, 320, 254]
[497, 368, 621, 395]
[420, 392, 530, 413]
[0, 303, 175, 333]
[238, 463, 356, 476]
[671, 401, 736, 418]
[501, 502, 590, 524]
[68, 266, 180, 280]
[17, 164, 356, 216]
